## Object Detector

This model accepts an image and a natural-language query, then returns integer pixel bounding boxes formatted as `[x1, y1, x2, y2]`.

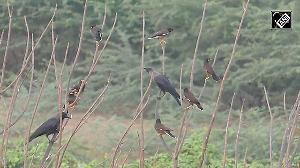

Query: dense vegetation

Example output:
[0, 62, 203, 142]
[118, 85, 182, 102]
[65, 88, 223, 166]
[0, 0, 299, 167]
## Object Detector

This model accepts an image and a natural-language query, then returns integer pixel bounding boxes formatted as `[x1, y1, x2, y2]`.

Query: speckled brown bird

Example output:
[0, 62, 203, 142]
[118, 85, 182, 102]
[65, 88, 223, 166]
[90, 25, 102, 44]
[29, 112, 71, 142]
[154, 118, 176, 138]
[72, 79, 86, 93]
[148, 28, 174, 45]
[203, 58, 220, 82]
[184, 88, 203, 110]
[144, 67, 181, 106]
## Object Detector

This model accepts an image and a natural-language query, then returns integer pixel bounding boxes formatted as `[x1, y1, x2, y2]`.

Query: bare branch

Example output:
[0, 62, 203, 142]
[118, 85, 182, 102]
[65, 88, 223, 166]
[189, 0, 208, 89]
[121, 149, 132, 168]
[198, 1, 249, 166]
[263, 86, 273, 168]
[139, 11, 145, 168]
[39, 133, 58, 168]
[278, 91, 300, 167]
[234, 98, 245, 168]
[243, 147, 248, 168]
[222, 92, 235, 168]
[0, 5, 57, 95]
[159, 135, 173, 157]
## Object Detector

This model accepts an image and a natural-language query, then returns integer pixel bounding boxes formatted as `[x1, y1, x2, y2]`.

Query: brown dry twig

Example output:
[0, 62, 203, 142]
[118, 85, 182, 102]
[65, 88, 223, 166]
[198, 0, 249, 166]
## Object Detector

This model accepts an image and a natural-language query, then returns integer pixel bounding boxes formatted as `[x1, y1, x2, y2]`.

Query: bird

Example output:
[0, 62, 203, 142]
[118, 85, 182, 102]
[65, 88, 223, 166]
[203, 58, 220, 82]
[148, 28, 174, 45]
[144, 67, 181, 106]
[29, 112, 72, 142]
[154, 118, 176, 138]
[90, 25, 102, 46]
[183, 88, 203, 110]
[72, 79, 86, 93]
[68, 90, 77, 105]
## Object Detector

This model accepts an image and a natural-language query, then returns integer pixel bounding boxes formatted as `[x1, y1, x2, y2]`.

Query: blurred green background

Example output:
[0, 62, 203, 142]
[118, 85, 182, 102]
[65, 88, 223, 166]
[0, 0, 299, 167]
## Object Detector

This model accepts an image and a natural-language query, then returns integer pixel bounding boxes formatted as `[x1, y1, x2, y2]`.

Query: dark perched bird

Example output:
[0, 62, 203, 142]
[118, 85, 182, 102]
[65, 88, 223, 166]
[148, 28, 174, 44]
[72, 79, 86, 93]
[90, 25, 102, 44]
[184, 88, 203, 110]
[68, 91, 77, 105]
[144, 67, 181, 106]
[29, 112, 72, 142]
[154, 118, 176, 138]
[203, 58, 220, 82]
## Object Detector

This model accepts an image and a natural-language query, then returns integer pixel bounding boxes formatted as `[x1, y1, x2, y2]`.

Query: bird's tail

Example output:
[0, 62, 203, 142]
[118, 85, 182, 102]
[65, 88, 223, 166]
[148, 35, 158, 39]
[212, 73, 220, 81]
[196, 103, 204, 111]
[166, 131, 176, 138]
[173, 95, 181, 106]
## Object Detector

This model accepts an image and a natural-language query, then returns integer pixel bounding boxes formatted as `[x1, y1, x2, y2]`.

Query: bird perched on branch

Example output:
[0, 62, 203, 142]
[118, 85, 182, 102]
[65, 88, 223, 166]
[90, 25, 102, 46]
[154, 118, 176, 138]
[184, 88, 203, 110]
[72, 79, 86, 93]
[144, 67, 181, 106]
[29, 112, 72, 142]
[68, 90, 77, 106]
[203, 58, 220, 82]
[148, 28, 174, 45]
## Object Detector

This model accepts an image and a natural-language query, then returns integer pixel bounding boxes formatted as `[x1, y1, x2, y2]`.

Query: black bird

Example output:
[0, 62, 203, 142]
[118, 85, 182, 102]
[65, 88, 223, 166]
[154, 118, 176, 138]
[90, 25, 102, 44]
[203, 58, 220, 82]
[29, 112, 72, 142]
[184, 88, 203, 110]
[144, 67, 181, 106]
[148, 28, 174, 44]
[72, 79, 86, 93]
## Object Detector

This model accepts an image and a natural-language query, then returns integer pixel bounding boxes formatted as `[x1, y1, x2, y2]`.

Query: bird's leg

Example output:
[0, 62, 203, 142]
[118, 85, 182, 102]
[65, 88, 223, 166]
[185, 102, 193, 110]
[157, 91, 166, 100]
[160, 39, 166, 45]
[205, 76, 210, 82]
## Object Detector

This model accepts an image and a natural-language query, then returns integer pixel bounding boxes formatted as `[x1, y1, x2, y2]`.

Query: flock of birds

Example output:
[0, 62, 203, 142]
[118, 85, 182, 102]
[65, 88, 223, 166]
[28, 26, 220, 143]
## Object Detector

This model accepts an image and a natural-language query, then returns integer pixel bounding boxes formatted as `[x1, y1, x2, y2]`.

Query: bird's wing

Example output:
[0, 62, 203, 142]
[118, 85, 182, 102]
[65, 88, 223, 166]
[156, 123, 172, 132]
[30, 118, 58, 139]
[184, 91, 198, 103]
[155, 29, 168, 36]
[203, 63, 215, 74]
[154, 75, 179, 97]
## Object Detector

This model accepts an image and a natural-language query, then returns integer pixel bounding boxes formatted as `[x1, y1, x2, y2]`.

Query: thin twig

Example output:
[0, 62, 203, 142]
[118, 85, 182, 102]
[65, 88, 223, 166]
[110, 77, 152, 168]
[121, 149, 132, 168]
[278, 92, 300, 167]
[110, 96, 151, 168]
[222, 92, 235, 168]
[161, 45, 166, 75]
[0, 5, 57, 95]
[159, 135, 173, 157]
[285, 100, 300, 167]
[234, 98, 245, 168]
[263, 86, 273, 168]
[29, 142, 39, 168]
[288, 139, 299, 167]
[283, 92, 288, 121]
[189, 0, 208, 90]
[0, 0, 13, 90]
[39, 133, 58, 168]
[139, 11, 145, 168]
[243, 147, 248, 168]
[198, 1, 249, 167]
[23, 33, 35, 168]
